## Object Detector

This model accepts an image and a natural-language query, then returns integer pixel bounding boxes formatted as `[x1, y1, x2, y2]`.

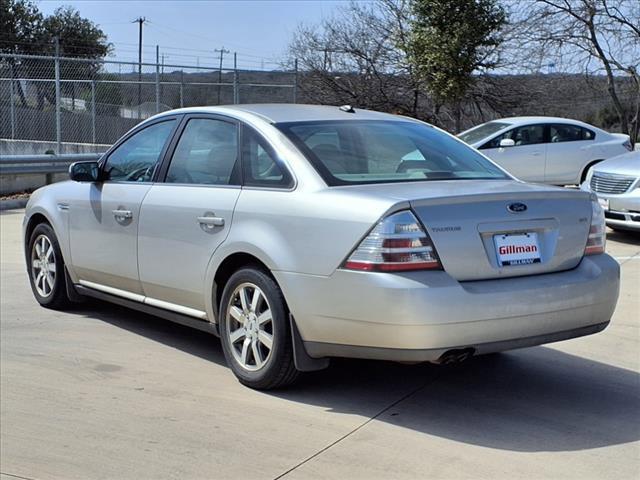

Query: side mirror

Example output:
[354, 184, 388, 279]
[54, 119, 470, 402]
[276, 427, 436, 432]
[499, 138, 515, 148]
[69, 161, 100, 182]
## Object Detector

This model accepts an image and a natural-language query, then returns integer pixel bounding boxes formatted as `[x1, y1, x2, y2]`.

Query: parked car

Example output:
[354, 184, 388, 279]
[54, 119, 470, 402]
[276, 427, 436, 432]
[581, 151, 640, 232]
[24, 105, 620, 389]
[458, 116, 632, 185]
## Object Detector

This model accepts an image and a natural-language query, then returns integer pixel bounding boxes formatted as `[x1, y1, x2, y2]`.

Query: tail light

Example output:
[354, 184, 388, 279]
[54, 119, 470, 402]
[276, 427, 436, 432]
[622, 139, 633, 151]
[584, 197, 606, 255]
[343, 210, 442, 271]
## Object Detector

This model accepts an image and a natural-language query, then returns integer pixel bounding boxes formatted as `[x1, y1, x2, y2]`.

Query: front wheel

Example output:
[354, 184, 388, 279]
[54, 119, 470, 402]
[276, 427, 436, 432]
[219, 267, 299, 389]
[26, 223, 71, 310]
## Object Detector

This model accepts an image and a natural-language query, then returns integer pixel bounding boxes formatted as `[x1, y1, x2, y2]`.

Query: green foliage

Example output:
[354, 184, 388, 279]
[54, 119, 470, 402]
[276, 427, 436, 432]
[43, 6, 109, 60]
[0, 0, 109, 60]
[0, 0, 44, 54]
[407, 0, 506, 104]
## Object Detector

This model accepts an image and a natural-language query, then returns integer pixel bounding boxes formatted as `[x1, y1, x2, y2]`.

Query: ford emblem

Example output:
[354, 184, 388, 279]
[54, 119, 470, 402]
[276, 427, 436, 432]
[507, 202, 527, 213]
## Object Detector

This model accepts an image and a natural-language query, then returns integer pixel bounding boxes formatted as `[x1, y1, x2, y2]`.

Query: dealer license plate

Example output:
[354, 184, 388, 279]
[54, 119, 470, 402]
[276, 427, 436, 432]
[494, 232, 541, 266]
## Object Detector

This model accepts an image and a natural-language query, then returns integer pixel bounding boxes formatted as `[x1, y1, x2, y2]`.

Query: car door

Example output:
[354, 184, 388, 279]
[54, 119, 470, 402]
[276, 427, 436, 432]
[479, 124, 547, 182]
[137, 115, 243, 317]
[545, 124, 596, 184]
[68, 117, 179, 295]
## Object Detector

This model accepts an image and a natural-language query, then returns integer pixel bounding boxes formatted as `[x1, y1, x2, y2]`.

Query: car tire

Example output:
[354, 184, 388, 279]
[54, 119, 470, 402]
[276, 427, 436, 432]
[26, 223, 71, 310]
[581, 160, 602, 184]
[219, 267, 299, 389]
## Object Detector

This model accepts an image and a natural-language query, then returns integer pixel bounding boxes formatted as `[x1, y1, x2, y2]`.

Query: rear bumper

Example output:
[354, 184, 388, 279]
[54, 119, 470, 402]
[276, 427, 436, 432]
[275, 254, 620, 361]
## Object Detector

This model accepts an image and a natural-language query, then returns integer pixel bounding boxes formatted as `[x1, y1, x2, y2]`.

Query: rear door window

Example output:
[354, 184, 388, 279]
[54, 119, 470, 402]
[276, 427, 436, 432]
[550, 124, 595, 142]
[165, 118, 240, 185]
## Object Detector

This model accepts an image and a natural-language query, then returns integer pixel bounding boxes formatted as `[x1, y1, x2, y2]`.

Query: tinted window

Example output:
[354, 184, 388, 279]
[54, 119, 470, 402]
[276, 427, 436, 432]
[278, 120, 508, 186]
[481, 124, 545, 149]
[166, 118, 239, 185]
[458, 121, 511, 144]
[103, 120, 175, 182]
[242, 127, 292, 188]
[550, 124, 594, 142]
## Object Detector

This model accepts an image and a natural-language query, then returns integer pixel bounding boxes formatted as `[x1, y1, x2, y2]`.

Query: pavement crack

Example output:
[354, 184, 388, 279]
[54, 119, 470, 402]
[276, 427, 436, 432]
[1, 473, 40, 480]
[272, 374, 441, 480]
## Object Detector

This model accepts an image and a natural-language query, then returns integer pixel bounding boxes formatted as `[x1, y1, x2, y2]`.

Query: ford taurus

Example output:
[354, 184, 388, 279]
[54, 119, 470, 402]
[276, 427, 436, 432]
[23, 104, 620, 389]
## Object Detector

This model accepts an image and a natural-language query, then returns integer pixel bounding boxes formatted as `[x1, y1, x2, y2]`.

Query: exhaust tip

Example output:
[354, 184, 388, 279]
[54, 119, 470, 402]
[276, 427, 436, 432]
[437, 348, 475, 365]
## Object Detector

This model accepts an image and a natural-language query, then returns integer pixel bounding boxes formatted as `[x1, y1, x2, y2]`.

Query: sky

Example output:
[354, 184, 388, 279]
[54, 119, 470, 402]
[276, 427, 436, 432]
[37, 0, 353, 70]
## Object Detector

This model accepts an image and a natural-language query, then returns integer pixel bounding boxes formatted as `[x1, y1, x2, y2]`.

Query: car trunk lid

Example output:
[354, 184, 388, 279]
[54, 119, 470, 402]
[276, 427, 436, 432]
[332, 180, 593, 280]
[405, 182, 591, 280]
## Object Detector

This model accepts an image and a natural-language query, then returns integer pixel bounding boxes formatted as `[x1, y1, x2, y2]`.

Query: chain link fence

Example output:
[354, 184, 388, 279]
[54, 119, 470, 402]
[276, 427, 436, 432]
[0, 52, 298, 154]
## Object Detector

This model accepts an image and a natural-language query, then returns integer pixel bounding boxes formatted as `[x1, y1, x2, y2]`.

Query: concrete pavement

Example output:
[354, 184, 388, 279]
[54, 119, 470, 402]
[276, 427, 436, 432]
[1, 208, 639, 480]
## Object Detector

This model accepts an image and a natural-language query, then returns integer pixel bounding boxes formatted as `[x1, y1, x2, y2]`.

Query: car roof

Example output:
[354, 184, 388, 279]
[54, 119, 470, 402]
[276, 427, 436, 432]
[493, 116, 598, 128]
[156, 104, 404, 124]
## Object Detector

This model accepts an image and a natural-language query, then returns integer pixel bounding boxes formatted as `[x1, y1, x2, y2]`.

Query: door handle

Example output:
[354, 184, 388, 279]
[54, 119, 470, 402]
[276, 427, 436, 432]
[112, 209, 133, 219]
[197, 216, 225, 227]
[531, 151, 543, 156]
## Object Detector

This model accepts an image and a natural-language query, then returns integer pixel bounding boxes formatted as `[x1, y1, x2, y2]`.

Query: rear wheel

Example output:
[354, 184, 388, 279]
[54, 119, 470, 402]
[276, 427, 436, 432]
[26, 223, 71, 310]
[219, 267, 299, 389]
[581, 160, 602, 184]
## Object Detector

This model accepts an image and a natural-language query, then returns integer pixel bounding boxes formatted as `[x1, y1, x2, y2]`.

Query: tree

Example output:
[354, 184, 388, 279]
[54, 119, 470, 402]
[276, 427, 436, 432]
[407, 0, 506, 132]
[0, 0, 44, 55]
[289, 1, 429, 118]
[0, 0, 45, 105]
[0, 1, 110, 108]
[510, 0, 640, 144]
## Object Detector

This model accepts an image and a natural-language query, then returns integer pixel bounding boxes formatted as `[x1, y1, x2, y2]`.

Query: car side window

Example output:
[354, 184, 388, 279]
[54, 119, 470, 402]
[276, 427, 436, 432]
[166, 118, 240, 185]
[102, 120, 175, 182]
[481, 125, 545, 149]
[242, 127, 292, 188]
[550, 124, 594, 142]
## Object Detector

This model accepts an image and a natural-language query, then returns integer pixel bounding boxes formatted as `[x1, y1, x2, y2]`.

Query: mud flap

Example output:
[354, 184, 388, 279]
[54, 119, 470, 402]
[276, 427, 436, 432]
[289, 314, 330, 372]
[64, 267, 85, 303]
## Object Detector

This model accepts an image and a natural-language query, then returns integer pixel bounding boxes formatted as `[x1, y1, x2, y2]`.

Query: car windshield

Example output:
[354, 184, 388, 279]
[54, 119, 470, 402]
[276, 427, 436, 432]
[458, 121, 512, 144]
[277, 120, 508, 186]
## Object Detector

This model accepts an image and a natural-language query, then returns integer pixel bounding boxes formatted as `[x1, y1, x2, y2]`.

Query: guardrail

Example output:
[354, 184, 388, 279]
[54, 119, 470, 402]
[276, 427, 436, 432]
[0, 153, 104, 175]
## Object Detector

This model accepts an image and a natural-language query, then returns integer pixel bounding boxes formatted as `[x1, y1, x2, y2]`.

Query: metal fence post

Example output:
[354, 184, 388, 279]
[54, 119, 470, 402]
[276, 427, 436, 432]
[155, 45, 160, 113]
[293, 58, 298, 104]
[91, 80, 97, 144]
[233, 52, 238, 104]
[54, 37, 61, 154]
[9, 72, 15, 139]
[180, 71, 184, 108]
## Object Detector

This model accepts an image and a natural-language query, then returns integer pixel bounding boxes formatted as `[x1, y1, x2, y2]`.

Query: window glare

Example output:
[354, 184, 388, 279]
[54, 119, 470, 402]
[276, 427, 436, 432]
[458, 121, 511, 144]
[278, 120, 508, 186]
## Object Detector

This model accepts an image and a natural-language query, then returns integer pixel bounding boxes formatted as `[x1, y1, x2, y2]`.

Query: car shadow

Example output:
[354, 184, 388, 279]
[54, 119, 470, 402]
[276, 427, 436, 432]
[78, 300, 640, 453]
[606, 228, 640, 245]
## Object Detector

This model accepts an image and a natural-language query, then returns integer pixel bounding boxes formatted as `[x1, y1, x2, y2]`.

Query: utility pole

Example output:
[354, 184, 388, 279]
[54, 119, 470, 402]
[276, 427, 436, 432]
[215, 47, 230, 105]
[133, 16, 146, 118]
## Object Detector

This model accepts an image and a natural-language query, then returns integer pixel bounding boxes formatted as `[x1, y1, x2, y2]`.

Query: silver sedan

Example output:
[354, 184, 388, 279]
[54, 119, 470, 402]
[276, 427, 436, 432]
[581, 151, 640, 232]
[23, 104, 620, 389]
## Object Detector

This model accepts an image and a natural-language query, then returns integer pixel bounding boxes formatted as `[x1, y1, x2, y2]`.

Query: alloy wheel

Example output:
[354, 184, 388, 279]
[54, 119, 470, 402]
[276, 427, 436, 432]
[226, 282, 274, 371]
[31, 234, 56, 298]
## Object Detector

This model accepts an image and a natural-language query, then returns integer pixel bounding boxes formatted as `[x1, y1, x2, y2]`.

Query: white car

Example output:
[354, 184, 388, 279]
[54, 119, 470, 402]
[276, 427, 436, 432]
[459, 116, 632, 185]
[581, 151, 640, 232]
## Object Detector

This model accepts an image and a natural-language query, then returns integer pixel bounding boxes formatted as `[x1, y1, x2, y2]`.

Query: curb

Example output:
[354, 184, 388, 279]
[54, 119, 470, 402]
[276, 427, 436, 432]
[0, 198, 29, 211]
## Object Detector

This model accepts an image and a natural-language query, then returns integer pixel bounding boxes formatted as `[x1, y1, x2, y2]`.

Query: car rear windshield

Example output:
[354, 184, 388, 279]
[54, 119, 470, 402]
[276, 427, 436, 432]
[458, 121, 511, 144]
[276, 120, 508, 186]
